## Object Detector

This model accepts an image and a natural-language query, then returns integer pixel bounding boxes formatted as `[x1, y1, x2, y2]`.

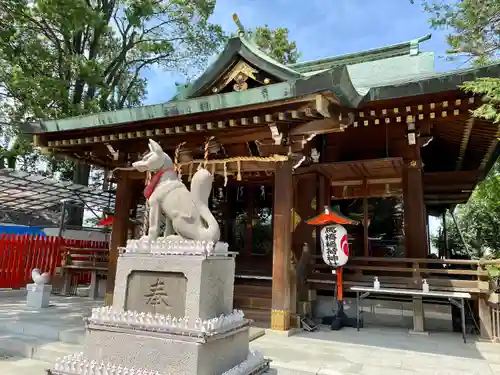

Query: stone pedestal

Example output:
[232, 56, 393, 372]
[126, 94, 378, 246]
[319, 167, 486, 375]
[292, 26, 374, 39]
[113, 254, 235, 321]
[83, 323, 251, 375]
[26, 283, 51, 308]
[50, 240, 270, 375]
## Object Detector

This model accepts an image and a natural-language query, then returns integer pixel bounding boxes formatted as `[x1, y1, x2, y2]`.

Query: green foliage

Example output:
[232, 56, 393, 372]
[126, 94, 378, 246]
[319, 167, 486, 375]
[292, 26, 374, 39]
[432, 161, 500, 260]
[252, 25, 300, 64]
[0, 0, 226, 173]
[462, 77, 500, 123]
[418, 1, 500, 264]
[486, 264, 500, 279]
[418, 1, 500, 122]
[423, 0, 500, 64]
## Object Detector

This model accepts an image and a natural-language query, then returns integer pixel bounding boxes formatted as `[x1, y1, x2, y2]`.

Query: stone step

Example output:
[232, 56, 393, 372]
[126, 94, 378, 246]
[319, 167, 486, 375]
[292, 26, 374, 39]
[0, 332, 43, 359]
[0, 357, 54, 375]
[234, 284, 273, 298]
[33, 341, 82, 363]
[58, 327, 86, 345]
[235, 295, 272, 309]
[0, 320, 61, 341]
[242, 307, 271, 325]
[0, 319, 86, 345]
[269, 364, 341, 374]
[0, 330, 81, 362]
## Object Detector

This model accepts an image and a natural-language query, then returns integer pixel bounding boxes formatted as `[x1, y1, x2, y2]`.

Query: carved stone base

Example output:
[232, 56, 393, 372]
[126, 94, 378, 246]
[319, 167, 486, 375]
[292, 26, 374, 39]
[82, 324, 250, 375]
[113, 254, 236, 322]
[51, 349, 270, 375]
[270, 309, 290, 331]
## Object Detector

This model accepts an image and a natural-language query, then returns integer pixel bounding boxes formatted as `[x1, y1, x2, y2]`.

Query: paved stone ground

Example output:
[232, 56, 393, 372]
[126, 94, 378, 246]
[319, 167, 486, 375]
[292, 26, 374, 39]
[251, 325, 500, 375]
[0, 291, 498, 375]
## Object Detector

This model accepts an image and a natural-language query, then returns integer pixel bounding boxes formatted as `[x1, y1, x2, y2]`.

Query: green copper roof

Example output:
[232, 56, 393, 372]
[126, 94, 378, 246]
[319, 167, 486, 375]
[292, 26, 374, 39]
[289, 34, 432, 74]
[38, 62, 500, 134]
[180, 33, 433, 100]
[40, 81, 299, 132]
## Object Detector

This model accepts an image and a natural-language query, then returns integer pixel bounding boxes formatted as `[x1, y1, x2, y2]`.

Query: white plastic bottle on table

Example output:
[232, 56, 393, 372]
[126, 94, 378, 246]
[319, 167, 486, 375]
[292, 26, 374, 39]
[422, 279, 429, 293]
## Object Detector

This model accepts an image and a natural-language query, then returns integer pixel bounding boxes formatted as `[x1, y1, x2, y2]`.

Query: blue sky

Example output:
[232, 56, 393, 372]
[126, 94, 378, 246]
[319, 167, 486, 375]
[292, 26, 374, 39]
[144, 0, 465, 105]
[143, 0, 460, 243]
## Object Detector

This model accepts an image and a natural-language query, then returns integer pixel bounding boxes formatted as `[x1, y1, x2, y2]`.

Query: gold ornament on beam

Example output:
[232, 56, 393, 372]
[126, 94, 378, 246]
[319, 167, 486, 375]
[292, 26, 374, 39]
[233, 73, 249, 92]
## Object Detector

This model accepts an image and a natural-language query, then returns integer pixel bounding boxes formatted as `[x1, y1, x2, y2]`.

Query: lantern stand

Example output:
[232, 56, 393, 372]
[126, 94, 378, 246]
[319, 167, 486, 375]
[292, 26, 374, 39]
[307, 206, 362, 331]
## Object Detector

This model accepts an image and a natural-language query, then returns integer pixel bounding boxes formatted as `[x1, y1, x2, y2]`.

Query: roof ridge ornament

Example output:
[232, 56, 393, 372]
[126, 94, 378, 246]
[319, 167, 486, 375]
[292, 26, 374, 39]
[232, 13, 252, 40]
[232, 13, 245, 37]
[410, 33, 432, 56]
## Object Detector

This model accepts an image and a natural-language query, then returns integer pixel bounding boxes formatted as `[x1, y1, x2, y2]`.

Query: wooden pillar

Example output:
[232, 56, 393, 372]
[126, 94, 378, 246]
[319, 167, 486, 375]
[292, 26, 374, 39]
[292, 175, 317, 258]
[363, 189, 369, 257]
[271, 161, 293, 331]
[403, 158, 428, 259]
[426, 212, 431, 256]
[479, 296, 493, 340]
[104, 175, 135, 306]
[441, 211, 448, 258]
[244, 186, 254, 258]
[316, 175, 329, 253]
[412, 296, 426, 333]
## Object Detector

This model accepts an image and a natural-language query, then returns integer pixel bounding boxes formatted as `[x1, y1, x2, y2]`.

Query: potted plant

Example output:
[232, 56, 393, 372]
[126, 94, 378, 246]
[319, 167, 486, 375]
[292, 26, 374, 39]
[486, 264, 500, 303]
[61, 251, 72, 267]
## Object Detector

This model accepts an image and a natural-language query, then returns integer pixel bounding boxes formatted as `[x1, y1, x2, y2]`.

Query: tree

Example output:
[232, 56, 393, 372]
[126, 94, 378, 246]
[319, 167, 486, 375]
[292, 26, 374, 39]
[419, 0, 500, 122]
[0, 0, 226, 224]
[432, 162, 500, 259]
[252, 25, 300, 64]
[419, 0, 500, 263]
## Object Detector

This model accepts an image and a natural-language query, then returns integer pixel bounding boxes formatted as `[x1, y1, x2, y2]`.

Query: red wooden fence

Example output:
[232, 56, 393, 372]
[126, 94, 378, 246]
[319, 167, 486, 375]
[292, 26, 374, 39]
[0, 234, 108, 289]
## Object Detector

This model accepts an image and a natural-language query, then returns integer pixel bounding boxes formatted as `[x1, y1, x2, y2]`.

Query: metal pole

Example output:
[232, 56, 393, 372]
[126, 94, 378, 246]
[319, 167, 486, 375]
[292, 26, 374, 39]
[442, 211, 448, 258]
[57, 199, 69, 237]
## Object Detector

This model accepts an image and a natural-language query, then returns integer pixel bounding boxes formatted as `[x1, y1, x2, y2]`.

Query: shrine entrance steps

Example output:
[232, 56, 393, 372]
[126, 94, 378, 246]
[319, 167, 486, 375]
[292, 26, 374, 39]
[234, 278, 272, 328]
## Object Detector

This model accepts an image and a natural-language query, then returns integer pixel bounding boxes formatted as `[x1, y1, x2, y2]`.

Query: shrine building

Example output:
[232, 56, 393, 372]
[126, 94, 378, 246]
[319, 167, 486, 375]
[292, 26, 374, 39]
[32, 19, 500, 338]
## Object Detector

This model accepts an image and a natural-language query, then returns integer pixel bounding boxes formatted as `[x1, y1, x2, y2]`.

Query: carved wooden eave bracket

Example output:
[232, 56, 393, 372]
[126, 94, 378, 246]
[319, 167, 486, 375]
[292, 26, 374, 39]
[106, 144, 119, 160]
[292, 95, 353, 135]
[286, 94, 354, 149]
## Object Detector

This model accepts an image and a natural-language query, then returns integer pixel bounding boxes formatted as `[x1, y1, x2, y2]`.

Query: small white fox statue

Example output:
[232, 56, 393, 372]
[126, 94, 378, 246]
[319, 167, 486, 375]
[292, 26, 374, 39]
[132, 139, 221, 243]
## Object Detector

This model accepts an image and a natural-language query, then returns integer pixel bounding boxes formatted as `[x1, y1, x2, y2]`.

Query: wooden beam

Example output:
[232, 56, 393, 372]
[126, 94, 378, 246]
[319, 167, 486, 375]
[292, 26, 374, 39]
[330, 177, 402, 186]
[105, 174, 135, 305]
[423, 193, 470, 201]
[315, 94, 335, 118]
[479, 123, 500, 170]
[426, 199, 469, 205]
[424, 184, 475, 193]
[289, 119, 343, 136]
[455, 117, 474, 171]
[271, 160, 293, 331]
[423, 171, 479, 185]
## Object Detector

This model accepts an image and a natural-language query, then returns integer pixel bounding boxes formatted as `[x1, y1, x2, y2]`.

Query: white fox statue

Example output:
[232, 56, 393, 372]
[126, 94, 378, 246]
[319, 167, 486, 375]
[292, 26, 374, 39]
[132, 139, 221, 243]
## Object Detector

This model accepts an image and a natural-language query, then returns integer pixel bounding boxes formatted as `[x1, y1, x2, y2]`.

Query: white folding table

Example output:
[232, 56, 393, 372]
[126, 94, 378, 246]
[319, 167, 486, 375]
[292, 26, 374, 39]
[350, 286, 472, 343]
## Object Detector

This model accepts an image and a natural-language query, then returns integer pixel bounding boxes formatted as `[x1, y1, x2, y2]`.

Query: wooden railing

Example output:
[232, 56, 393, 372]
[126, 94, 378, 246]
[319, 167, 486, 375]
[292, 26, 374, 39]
[309, 256, 500, 294]
[0, 234, 108, 289]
